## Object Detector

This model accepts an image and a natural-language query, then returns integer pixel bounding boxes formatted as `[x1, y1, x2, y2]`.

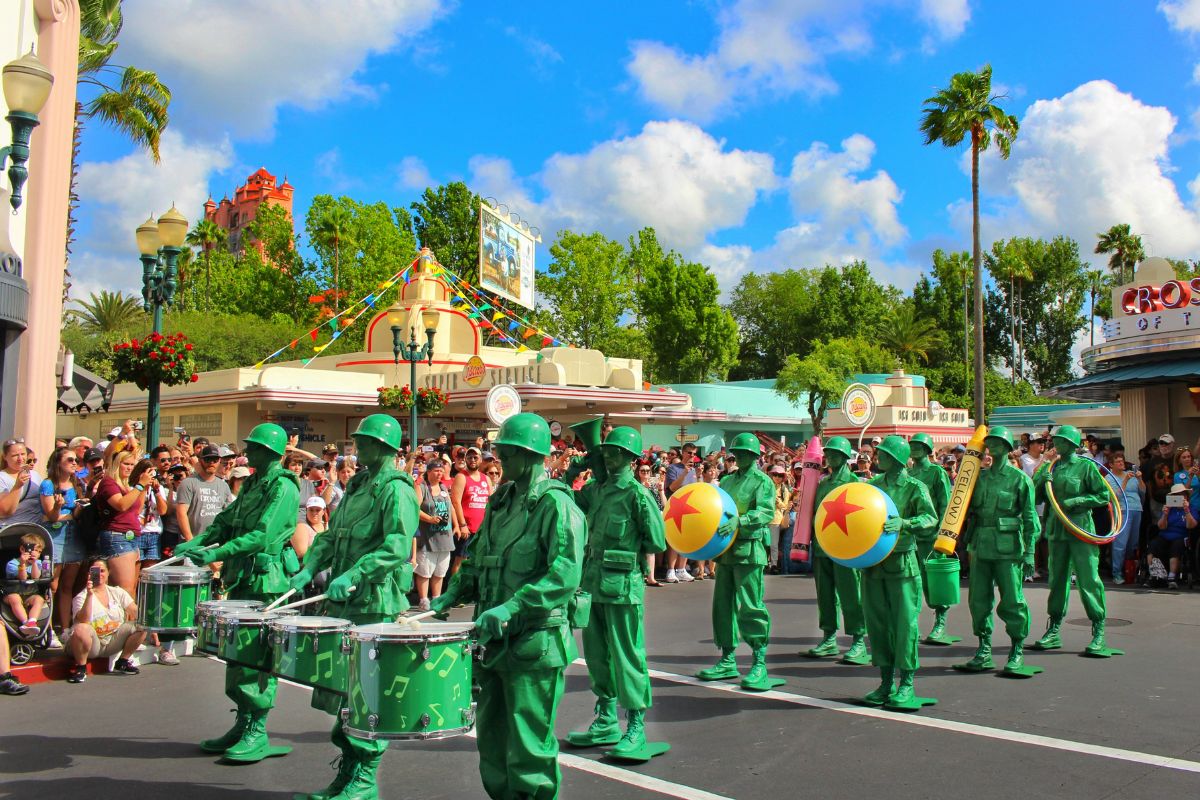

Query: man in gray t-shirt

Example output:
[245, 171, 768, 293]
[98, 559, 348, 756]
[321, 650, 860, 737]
[175, 445, 234, 542]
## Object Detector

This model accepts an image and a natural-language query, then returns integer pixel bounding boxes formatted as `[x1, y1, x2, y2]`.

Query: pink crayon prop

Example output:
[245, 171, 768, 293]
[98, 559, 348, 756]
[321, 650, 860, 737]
[789, 436, 823, 562]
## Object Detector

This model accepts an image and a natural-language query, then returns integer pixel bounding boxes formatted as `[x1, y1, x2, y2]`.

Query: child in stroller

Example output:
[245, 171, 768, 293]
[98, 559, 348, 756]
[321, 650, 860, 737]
[0, 524, 54, 665]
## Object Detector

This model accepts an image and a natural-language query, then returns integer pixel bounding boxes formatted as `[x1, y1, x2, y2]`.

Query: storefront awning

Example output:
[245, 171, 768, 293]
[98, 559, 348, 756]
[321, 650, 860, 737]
[1053, 358, 1200, 401]
[57, 364, 114, 413]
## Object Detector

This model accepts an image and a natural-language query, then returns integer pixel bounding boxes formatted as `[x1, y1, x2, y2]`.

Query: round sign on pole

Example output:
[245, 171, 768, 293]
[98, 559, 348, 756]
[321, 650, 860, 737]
[549, 420, 563, 438]
[463, 355, 486, 387]
[841, 383, 877, 428]
[485, 384, 522, 426]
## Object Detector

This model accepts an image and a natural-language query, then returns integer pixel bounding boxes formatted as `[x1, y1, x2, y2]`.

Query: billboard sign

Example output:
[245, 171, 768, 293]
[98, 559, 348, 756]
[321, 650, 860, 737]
[480, 202, 536, 308]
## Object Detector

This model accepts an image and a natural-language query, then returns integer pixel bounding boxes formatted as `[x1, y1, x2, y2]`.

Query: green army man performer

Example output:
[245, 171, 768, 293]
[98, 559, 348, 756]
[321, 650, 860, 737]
[802, 436, 869, 665]
[908, 433, 957, 645]
[174, 423, 299, 762]
[954, 426, 1042, 676]
[864, 435, 938, 710]
[289, 414, 420, 800]
[432, 413, 586, 800]
[1031, 424, 1120, 657]
[696, 432, 781, 691]
[566, 426, 668, 760]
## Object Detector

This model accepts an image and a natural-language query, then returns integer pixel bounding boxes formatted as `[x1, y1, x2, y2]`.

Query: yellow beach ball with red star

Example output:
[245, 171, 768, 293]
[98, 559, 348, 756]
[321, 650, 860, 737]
[662, 482, 739, 560]
[814, 482, 899, 568]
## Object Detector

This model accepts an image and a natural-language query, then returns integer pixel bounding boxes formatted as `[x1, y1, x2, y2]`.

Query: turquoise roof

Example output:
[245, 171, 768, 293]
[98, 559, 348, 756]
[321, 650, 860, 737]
[666, 373, 927, 420]
[988, 402, 1118, 428]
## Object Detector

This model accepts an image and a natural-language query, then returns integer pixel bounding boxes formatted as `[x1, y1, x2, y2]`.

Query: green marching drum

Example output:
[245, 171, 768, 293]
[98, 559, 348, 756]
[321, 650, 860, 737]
[196, 599, 264, 656]
[342, 622, 476, 741]
[136, 566, 213, 641]
[216, 609, 298, 671]
[269, 615, 352, 694]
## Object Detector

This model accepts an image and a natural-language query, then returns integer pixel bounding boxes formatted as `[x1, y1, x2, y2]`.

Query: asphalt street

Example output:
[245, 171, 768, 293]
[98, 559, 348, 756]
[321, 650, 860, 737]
[3, 574, 1199, 800]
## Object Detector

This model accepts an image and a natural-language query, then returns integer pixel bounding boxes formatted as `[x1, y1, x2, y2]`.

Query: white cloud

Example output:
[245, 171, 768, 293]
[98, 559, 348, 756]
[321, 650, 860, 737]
[627, 0, 969, 121]
[118, 0, 448, 138]
[396, 156, 433, 191]
[73, 131, 234, 293]
[1160, 0, 1200, 33]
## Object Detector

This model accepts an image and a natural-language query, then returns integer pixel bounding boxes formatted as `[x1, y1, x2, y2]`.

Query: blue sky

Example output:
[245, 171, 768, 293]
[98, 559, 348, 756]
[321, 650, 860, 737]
[72, 0, 1200, 306]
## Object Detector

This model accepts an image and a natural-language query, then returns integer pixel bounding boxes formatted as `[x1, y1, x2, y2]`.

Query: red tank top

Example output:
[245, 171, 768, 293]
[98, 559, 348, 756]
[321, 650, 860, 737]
[461, 471, 491, 532]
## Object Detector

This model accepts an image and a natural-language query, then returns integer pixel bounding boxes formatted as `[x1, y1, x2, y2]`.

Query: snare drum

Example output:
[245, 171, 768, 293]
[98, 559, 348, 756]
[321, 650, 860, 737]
[216, 609, 297, 671]
[197, 600, 263, 655]
[136, 566, 213, 636]
[342, 622, 476, 741]
[269, 616, 352, 694]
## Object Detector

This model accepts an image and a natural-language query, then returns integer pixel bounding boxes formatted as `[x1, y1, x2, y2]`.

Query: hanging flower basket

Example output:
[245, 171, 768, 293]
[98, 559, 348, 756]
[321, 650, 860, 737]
[377, 385, 414, 412]
[112, 332, 199, 391]
[416, 386, 448, 414]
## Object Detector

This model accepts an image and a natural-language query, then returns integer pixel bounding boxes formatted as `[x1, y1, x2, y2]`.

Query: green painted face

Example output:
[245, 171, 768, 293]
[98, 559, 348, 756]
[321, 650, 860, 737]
[734, 450, 757, 472]
[1052, 437, 1076, 460]
[911, 445, 932, 464]
[495, 442, 543, 485]
[353, 434, 394, 473]
[601, 445, 632, 476]
[825, 451, 848, 471]
[986, 439, 1013, 461]
[244, 442, 278, 474]
[876, 450, 901, 475]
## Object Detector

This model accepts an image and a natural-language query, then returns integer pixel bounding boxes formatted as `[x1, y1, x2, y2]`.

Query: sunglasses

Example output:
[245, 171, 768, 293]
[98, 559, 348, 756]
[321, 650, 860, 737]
[638, 469, 650, 473]
[64, 457, 78, 463]
[3, 438, 25, 447]
[201, 456, 220, 463]
[486, 471, 500, 477]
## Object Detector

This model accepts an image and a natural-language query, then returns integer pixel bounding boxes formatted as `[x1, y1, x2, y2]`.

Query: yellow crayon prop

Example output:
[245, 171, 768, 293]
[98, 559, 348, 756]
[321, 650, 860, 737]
[933, 425, 988, 555]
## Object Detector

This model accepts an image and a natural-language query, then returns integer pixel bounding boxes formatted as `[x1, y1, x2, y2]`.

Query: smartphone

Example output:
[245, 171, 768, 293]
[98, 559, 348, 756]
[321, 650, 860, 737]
[173, 427, 187, 434]
[89, 566, 102, 585]
[1166, 494, 1186, 508]
[133, 421, 144, 431]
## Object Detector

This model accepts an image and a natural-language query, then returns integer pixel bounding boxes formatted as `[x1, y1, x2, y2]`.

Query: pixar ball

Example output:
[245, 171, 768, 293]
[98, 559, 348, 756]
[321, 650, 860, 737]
[663, 482, 738, 560]
[814, 482, 899, 569]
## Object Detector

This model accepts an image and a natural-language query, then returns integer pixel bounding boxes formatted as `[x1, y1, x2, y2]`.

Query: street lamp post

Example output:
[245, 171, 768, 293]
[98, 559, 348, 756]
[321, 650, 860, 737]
[388, 307, 441, 454]
[135, 205, 189, 449]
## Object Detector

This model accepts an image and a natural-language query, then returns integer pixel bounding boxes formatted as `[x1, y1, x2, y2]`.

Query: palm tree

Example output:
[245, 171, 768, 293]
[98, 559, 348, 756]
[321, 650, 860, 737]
[315, 206, 354, 311]
[987, 243, 1034, 383]
[879, 303, 947, 367]
[921, 65, 1019, 424]
[1086, 269, 1106, 346]
[186, 219, 228, 312]
[69, 290, 143, 334]
[1094, 223, 1145, 285]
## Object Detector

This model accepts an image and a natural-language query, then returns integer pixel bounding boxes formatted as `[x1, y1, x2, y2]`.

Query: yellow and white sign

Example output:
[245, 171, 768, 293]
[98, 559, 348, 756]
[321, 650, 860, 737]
[463, 355, 486, 386]
[841, 383, 876, 428]
[485, 384, 522, 426]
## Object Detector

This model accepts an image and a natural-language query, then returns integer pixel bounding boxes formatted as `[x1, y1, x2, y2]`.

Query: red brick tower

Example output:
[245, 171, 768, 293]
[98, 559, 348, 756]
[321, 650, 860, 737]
[203, 167, 294, 255]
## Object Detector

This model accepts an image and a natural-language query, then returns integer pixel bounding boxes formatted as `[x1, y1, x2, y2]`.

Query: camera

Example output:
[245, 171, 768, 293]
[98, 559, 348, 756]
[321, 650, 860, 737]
[133, 420, 144, 431]
[1166, 494, 1186, 508]
[173, 426, 187, 434]
[89, 566, 102, 585]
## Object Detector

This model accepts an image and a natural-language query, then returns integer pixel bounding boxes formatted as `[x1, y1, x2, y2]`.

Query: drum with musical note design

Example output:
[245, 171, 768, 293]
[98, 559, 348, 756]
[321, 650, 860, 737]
[269, 615, 352, 694]
[136, 566, 213, 639]
[215, 609, 299, 671]
[197, 599, 264, 655]
[342, 622, 476, 741]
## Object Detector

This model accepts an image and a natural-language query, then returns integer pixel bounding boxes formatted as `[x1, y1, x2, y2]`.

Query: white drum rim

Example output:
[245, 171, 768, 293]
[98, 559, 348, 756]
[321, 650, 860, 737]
[349, 621, 474, 643]
[269, 615, 352, 633]
[139, 567, 213, 585]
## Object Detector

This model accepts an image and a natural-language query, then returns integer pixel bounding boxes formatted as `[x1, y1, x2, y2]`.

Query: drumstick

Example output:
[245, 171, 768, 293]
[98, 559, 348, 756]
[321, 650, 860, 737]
[272, 587, 356, 612]
[396, 610, 437, 626]
[146, 544, 218, 571]
[262, 589, 296, 612]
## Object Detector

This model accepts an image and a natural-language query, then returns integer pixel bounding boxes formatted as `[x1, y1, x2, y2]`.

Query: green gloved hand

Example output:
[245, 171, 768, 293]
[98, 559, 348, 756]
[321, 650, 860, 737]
[429, 595, 452, 620]
[883, 517, 903, 533]
[327, 572, 356, 601]
[173, 538, 204, 559]
[1023, 559, 1035, 580]
[289, 569, 314, 594]
[474, 604, 512, 641]
[194, 547, 220, 566]
[717, 518, 737, 538]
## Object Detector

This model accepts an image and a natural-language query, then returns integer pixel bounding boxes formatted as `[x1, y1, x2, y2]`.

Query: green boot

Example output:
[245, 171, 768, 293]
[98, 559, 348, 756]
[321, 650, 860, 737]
[566, 698, 621, 747]
[222, 711, 275, 763]
[200, 710, 249, 754]
[1032, 617, 1062, 650]
[927, 609, 948, 641]
[842, 634, 870, 665]
[804, 632, 839, 658]
[294, 754, 358, 800]
[890, 670, 916, 706]
[740, 647, 770, 691]
[329, 754, 379, 800]
[1005, 640, 1025, 671]
[1084, 620, 1107, 655]
[863, 668, 894, 706]
[609, 710, 647, 758]
[956, 635, 994, 671]
[696, 648, 739, 681]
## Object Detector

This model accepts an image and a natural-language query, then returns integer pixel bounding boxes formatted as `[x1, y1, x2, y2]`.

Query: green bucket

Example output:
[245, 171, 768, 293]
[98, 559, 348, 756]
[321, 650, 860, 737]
[924, 555, 961, 607]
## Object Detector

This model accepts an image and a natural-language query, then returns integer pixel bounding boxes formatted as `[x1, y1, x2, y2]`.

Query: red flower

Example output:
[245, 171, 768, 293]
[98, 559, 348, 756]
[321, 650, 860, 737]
[168, 362, 177, 368]
[190, 374, 199, 382]
[149, 351, 158, 359]
[185, 343, 193, 351]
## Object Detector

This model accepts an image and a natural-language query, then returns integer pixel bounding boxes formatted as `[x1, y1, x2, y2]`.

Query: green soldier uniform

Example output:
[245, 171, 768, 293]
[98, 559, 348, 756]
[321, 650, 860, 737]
[434, 413, 586, 800]
[863, 435, 937, 709]
[174, 424, 299, 763]
[696, 432, 778, 691]
[908, 433, 956, 643]
[290, 414, 419, 800]
[1031, 424, 1114, 656]
[804, 437, 868, 663]
[955, 427, 1041, 674]
[567, 426, 667, 758]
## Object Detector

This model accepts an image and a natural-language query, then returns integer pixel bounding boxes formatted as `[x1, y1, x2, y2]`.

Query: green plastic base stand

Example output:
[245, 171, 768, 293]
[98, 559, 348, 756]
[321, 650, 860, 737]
[885, 695, 938, 712]
[857, 691, 890, 707]
[951, 661, 994, 673]
[1080, 647, 1124, 658]
[740, 676, 786, 692]
[801, 646, 839, 659]
[221, 744, 291, 764]
[999, 664, 1043, 678]
[923, 633, 961, 646]
[605, 741, 671, 763]
[566, 730, 622, 748]
[695, 668, 740, 682]
[1028, 639, 1061, 651]
[839, 650, 871, 666]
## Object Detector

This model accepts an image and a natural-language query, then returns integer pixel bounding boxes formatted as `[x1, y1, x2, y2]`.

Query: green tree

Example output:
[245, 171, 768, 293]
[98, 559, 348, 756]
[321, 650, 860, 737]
[922, 364, 1047, 420]
[879, 301, 946, 368]
[912, 249, 972, 375]
[535, 230, 632, 351]
[68, 290, 143, 333]
[920, 63, 1019, 424]
[1168, 258, 1200, 279]
[313, 205, 353, 311]
[774, 337, 892, 436]
[1086, 268, 1106, 346]
[185, 218, 227, 312]
[408, 182, 481, 284]
[984, 239, 1035, 382]
[1094, 223, 1145, 285]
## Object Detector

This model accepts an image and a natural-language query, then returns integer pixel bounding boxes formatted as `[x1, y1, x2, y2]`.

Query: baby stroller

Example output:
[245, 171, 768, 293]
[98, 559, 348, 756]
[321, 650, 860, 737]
[0, 522, 55, 665]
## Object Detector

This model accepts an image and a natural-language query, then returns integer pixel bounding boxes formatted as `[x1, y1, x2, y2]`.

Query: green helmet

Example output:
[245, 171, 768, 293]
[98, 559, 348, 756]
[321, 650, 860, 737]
[244, 423, 288, 457]
[352, 413, 404, 452]
[985, 425, 1016, 451]
[494, 412, 552, 456]
[1051, 424, 1082, 449]
[824, 436, 853, 459]
[909, 432, 935, 456]
[728, 432, 761, 456]
[602, 426, 642, 458]
[875, 434, 911, 466]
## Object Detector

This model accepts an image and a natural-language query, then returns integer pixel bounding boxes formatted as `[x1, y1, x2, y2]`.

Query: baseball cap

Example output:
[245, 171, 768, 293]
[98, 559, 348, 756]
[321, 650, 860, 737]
[769, 465, 786, 475]
[1169, 482, 1188, 494]
[108, 427, 122, 439]
[84, 447, 104, 463]
[953, 444, 966, 453]
[323, 443, 338, 453]
[68, 436, 91, 449]
[1160, 433, 1176, 445]
[167, 463, 188, 475]
[870, 436, 882, 445]
[230, 466, 251, 479]
[792, 461, 804, 470]
[304, 459, 326, 473]
[466, 446, 482, 456]
[198, 444, 221, 460]
[305, 496, 327, 509]
[218, 445, 235, 458]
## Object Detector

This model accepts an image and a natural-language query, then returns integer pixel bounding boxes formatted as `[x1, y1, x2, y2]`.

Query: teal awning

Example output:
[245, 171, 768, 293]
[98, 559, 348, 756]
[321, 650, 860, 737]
[1053, 359, 1200, 400]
